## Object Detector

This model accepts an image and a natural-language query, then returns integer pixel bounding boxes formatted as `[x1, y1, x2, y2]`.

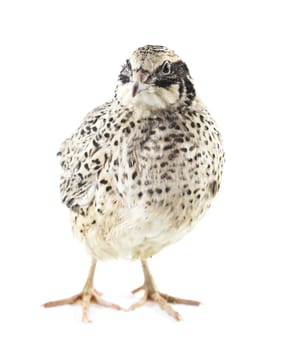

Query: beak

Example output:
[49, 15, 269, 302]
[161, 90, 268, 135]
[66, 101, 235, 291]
[132, 81, 139, 98]
[132, 69, 148, 97]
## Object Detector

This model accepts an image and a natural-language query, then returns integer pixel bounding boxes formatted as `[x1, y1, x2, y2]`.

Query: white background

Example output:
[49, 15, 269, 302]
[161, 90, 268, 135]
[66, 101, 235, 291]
[1, 0, 281, 349]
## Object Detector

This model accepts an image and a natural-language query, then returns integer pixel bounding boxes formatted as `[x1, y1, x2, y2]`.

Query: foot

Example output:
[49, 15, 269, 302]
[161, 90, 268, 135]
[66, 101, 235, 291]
[43, 288, 122, 323]
[129, 285, 200, 321]
[42, 261, 123, 322]
[128, 260, 201, 321]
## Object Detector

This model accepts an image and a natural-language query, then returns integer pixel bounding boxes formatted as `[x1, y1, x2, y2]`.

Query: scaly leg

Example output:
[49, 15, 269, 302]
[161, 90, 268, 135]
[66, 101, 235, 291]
[42, 260, 123, 322]
[129, 259, 200, 321]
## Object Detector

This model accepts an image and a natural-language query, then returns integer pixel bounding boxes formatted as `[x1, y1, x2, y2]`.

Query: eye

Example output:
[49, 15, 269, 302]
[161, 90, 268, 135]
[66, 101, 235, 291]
[161, 60, 171, 75]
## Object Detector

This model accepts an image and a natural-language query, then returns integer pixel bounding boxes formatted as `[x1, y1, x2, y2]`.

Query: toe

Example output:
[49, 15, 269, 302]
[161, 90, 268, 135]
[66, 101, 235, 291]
[151, 293, 183, 321]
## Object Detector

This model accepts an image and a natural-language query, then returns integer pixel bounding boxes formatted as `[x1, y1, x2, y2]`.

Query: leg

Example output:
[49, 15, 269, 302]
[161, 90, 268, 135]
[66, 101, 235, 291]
[129, 259, 200, 321]
[42, 260, 123, 322]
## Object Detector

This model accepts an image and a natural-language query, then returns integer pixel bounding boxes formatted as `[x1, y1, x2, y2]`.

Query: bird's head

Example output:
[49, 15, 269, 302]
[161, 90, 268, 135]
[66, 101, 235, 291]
[115, 45, 196, 110]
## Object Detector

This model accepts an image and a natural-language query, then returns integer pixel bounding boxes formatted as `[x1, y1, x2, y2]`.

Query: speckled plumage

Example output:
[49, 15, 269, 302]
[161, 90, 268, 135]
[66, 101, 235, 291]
[58, 45, 224, 261]
[44, 45, 224, 321]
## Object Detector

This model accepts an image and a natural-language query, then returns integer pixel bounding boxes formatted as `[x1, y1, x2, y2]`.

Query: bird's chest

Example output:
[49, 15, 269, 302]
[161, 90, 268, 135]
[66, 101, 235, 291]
[82, 109, 224, 260]
[110, 113, 202, 207]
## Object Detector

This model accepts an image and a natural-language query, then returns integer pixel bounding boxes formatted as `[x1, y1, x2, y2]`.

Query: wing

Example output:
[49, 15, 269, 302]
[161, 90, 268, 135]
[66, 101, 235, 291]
[180, 100, 225, 196]
[58, 101, 112, 209]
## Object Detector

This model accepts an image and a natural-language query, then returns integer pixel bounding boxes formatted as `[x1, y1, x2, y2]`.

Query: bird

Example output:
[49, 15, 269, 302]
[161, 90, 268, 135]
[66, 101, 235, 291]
[43, 45, 225, 322]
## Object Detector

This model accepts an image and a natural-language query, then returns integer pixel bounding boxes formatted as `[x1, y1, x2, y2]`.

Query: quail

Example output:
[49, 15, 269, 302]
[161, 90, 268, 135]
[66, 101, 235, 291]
[43, 45, 225, 322]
